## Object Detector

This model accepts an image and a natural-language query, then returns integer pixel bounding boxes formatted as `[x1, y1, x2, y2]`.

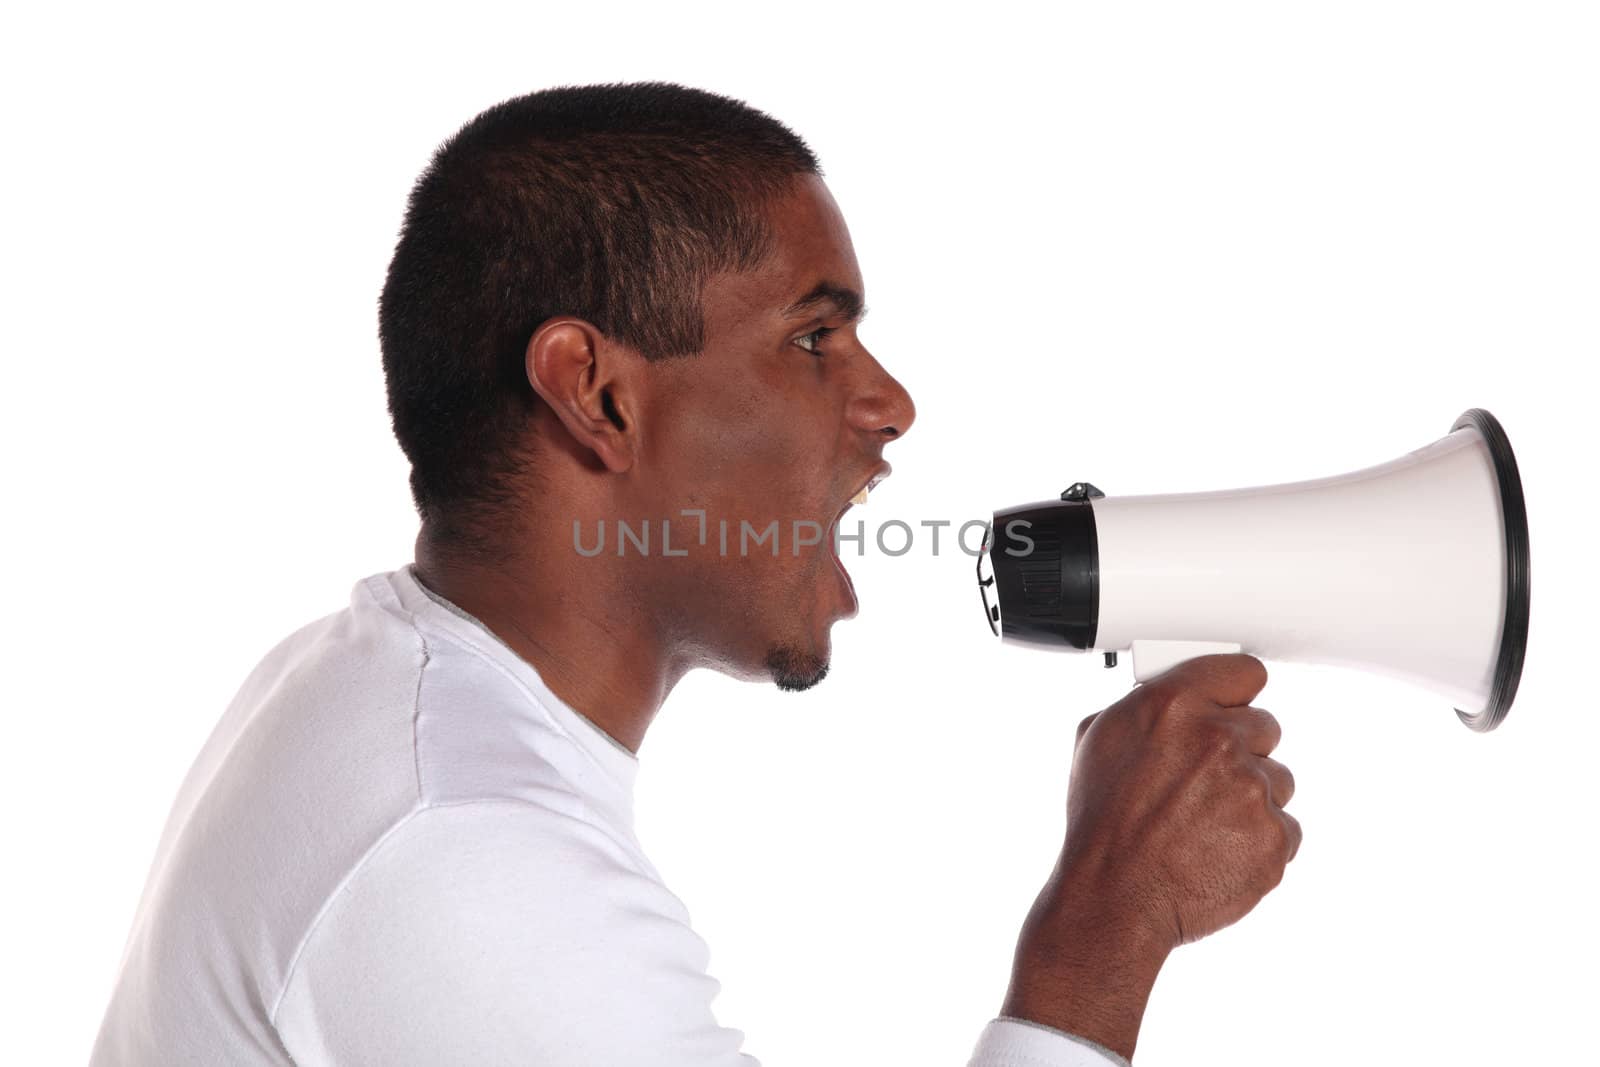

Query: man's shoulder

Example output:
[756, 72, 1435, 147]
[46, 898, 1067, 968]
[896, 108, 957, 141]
[241, 567, 643, 867]
[235, 566, 652, 934]
[219, 569, 584, 804]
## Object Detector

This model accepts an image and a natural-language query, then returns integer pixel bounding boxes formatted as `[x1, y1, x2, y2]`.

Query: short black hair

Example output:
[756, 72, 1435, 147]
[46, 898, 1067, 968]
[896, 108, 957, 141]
[378, 82, 821, 542]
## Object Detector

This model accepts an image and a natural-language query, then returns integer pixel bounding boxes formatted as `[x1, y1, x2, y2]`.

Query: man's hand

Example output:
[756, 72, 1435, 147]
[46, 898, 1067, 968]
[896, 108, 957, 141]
[1000, 653, 1300, 1062]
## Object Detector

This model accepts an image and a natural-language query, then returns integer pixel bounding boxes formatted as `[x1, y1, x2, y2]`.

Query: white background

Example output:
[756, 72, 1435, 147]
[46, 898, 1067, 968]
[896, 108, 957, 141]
[3, 2, 1595, 1064]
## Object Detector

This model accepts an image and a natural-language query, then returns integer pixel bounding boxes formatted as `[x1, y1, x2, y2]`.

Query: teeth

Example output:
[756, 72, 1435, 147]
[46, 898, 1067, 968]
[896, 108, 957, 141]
[850, 486, 870, 507]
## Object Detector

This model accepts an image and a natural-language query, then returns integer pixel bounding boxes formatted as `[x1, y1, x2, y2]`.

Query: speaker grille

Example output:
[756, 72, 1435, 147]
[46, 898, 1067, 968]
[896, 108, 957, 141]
[1017, 532, 1063, 603]
[989, 500, 1099, 649]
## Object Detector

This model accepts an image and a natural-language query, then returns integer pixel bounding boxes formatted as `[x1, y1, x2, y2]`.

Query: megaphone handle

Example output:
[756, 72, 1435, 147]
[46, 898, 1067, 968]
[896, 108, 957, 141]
[1129, 639, 1247, 683]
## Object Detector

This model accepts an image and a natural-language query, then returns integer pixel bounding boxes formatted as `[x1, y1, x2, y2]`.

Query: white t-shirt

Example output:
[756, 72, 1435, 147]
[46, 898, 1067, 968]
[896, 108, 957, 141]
[90, 566, 1121, 1066]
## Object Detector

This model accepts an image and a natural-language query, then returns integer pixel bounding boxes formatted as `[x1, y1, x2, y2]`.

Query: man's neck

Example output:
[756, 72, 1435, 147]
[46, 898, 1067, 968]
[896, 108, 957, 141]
[412, 527, 680, 754]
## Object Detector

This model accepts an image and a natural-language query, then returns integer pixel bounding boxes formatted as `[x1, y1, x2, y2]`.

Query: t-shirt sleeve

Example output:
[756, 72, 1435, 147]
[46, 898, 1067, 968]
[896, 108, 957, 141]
[271, 799, 760, 1067]
[967, 1017, 1129, 1066]
[272, 799, 1124, 1067]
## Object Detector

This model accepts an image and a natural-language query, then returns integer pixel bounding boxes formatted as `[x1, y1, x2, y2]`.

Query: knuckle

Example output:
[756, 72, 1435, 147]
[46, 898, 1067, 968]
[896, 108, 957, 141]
[1135, 686, 1187, 733]
[1251, 829, 1289, 891]
[1240, 772, 1270, 806]
[1075, 713, 1099, 746]
[1264, 859, 1287, 891]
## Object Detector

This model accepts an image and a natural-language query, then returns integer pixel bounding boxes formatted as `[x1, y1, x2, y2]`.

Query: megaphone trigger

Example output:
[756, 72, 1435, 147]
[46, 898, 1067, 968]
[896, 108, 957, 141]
[1129, 640, 1247, 684]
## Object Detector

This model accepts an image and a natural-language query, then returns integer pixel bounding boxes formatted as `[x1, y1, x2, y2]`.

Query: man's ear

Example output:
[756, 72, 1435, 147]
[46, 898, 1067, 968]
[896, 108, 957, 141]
[524, 317, 638, 474]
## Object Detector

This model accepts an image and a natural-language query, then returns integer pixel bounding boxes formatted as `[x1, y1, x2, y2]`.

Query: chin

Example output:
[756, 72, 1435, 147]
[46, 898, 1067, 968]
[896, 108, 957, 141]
[763, 645, 830, 692]
[717, 571, 839, 691]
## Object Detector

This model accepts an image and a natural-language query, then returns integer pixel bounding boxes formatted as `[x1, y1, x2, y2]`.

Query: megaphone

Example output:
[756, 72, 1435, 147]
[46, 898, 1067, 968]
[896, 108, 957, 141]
[977, 408, 1529, 731]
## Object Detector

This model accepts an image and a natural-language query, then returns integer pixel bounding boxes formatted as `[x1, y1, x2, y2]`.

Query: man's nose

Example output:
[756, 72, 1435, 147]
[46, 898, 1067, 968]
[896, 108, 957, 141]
[846, 357, 917, 442]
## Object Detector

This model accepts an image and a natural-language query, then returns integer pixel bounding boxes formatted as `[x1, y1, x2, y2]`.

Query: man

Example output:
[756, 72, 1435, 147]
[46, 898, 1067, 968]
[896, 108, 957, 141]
[91, 82, 1299, 1066]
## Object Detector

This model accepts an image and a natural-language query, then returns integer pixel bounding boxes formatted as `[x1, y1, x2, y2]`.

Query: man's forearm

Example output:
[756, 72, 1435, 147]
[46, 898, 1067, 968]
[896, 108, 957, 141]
[998, 893, 1172, 1063]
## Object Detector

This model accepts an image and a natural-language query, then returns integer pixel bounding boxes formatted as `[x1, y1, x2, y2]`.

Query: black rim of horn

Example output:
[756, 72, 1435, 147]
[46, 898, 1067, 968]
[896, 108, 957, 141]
[1451, 408, 1529, 732]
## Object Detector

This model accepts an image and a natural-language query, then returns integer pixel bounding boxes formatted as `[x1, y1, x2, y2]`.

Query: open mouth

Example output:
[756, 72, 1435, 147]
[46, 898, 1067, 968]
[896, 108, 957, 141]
[829, 464, 892, 603]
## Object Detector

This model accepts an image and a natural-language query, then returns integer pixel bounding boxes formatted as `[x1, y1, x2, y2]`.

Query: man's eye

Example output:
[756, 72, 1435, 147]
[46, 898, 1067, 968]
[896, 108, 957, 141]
[795, 326, 836, 355]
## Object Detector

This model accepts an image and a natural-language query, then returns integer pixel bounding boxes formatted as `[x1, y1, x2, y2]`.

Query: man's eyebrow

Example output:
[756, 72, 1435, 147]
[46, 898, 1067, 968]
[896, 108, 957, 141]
[781, 281, 868, 323]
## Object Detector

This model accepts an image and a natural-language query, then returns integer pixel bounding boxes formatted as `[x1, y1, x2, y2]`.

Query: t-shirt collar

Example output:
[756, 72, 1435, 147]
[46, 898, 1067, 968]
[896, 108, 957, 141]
[393, 563, 641, 799]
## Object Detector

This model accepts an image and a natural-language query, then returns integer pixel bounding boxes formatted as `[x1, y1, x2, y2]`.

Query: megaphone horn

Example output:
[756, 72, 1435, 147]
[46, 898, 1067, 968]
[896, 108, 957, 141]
[978, 408, 1530, 731]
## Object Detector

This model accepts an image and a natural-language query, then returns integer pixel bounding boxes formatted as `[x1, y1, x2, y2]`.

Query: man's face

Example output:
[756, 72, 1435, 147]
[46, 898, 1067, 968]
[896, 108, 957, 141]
[632, 174, 915, 689]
